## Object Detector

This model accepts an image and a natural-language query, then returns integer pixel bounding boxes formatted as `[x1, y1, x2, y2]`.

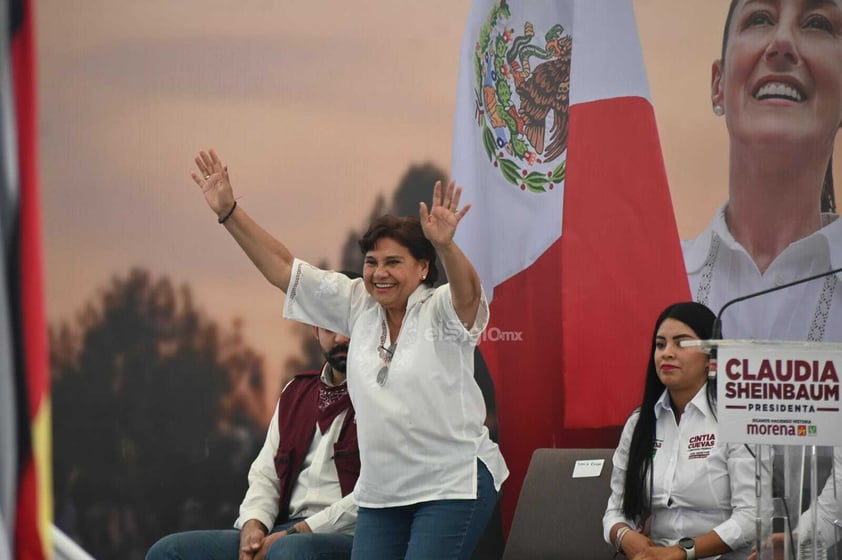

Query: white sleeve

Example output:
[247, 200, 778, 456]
[234, 403, 282, 531]
[304, 492, 358, 535]
[711, 443, 757, 550]
[603, 412, 641, 544]
[431, 284, 489, 341]
[283, 259, 366, 336]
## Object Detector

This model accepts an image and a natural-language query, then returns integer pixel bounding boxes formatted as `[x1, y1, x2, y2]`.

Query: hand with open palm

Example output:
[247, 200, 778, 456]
[190, 149, 236, 221]
[419, 180, 471, 250]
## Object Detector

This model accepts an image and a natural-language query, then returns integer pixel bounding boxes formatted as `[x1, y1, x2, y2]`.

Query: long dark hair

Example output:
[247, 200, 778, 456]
[719, 0, 836, 213]
[621, 302, 716, 520]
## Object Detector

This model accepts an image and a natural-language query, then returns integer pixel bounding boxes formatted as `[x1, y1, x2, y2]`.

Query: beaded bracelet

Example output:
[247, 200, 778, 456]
[614, 526, 632, 553]
[218, 200, 237, 224]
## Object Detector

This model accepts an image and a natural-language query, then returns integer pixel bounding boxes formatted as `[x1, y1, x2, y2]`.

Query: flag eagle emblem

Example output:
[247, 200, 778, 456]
[473, 1, 570, 193]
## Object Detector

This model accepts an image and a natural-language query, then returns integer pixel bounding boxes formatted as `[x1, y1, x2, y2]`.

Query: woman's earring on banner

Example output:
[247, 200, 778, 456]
[713, 104, 724, 117]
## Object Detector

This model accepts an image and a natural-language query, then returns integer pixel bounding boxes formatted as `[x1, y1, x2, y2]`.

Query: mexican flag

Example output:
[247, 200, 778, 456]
[0, 0, 52, 557]
[452, 0, 689, 526]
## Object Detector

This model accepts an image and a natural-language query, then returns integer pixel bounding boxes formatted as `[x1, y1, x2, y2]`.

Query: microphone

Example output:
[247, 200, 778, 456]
[711, 266, 842, 340]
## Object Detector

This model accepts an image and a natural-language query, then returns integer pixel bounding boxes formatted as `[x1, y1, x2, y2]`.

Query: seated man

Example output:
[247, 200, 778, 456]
[147, 318, 358, 560]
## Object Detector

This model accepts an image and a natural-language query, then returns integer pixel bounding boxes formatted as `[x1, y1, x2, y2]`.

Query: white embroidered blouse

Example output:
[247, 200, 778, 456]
[283, 258, 508, 508]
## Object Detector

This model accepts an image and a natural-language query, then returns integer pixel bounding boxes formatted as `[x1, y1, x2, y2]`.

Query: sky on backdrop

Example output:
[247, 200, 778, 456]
[35, 0, 842, 406]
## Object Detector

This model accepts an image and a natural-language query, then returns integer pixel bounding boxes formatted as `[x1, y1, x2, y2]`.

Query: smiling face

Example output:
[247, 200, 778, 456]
[654, 318, 709, 395]
[363, 237, 429, 312]
[713, 0, 842, 150]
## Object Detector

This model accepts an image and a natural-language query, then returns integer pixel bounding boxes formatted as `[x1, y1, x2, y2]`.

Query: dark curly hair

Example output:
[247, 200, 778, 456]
[358, 215, 438, 287]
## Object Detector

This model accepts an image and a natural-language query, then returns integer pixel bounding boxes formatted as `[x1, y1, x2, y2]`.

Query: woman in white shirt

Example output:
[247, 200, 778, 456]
[603, 302, 756, 560]
[189, 149, 508, 560]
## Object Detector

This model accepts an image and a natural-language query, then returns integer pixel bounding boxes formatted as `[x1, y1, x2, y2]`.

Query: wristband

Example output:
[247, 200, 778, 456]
[615, 526, 632, 552]
[218, 201, 237, 224]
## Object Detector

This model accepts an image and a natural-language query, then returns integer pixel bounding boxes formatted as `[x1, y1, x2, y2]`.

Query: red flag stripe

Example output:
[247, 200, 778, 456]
[11, 0, 51, 557]
[13, 0, 46, 417]
[561, 96, 689, 427]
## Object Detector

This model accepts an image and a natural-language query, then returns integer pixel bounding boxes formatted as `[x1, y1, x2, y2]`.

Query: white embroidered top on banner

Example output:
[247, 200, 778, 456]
[683, 205, 842, 342]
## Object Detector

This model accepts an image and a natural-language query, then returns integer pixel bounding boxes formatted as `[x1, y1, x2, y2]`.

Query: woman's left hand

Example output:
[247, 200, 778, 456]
[419, 180, 471, 249]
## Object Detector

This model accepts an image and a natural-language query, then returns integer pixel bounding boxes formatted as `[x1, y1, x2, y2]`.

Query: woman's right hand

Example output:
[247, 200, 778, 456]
[191, 149, 236, 221]
[622, 531, 656, 558]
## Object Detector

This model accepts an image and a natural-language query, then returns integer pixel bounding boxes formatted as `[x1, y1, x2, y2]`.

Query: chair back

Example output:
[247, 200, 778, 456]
[502, 448, 616, 560]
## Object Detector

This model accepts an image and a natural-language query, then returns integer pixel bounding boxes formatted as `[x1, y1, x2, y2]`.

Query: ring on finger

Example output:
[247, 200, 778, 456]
[203, 174, 211, 180]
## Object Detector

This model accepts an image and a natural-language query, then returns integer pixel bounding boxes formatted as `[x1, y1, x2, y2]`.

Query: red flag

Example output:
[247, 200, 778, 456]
[452, 0, 689, 528]
[1, 0, 52, 557]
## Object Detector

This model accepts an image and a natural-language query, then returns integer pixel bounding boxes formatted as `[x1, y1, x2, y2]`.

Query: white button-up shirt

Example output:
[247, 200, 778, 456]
[283, 259, 508, 508]
[683, 205, 842, 342]
[234, 365, 357, 535]
[603, 385, 756, 558]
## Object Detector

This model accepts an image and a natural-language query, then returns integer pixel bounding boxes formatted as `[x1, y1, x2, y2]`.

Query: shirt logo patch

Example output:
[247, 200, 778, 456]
[687, 432, 715, 460]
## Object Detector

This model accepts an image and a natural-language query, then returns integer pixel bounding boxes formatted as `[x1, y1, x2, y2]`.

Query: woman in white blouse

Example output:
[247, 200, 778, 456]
[190, 149, 507, 560]
[603, 302, 756, 560]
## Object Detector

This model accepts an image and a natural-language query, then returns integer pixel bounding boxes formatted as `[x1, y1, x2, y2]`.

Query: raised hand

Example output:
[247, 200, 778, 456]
[419, 180, 471, 249]
[191, 149, 236, 221]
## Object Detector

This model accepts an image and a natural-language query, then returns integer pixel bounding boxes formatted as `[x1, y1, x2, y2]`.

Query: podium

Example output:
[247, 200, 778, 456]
[687, 339, 842, 560]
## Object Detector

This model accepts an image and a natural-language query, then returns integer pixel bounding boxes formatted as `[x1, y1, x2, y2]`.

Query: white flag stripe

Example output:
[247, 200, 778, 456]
[453, 159, 564, 298]
[569, 1, 650, 106]
[0, 513, 9, 560]
[0, 250, 15, 560]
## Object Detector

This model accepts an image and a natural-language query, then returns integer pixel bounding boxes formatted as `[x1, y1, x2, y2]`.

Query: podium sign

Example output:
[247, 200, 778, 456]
[716, 342, 842, 446]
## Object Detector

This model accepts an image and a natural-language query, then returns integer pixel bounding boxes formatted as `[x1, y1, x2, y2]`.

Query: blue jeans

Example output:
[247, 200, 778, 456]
[145, 519, 353, 560]
[350, 461, 499, 560]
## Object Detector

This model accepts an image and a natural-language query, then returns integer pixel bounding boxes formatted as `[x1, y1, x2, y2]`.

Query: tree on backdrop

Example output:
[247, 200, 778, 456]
[50, 269, 266, 558]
